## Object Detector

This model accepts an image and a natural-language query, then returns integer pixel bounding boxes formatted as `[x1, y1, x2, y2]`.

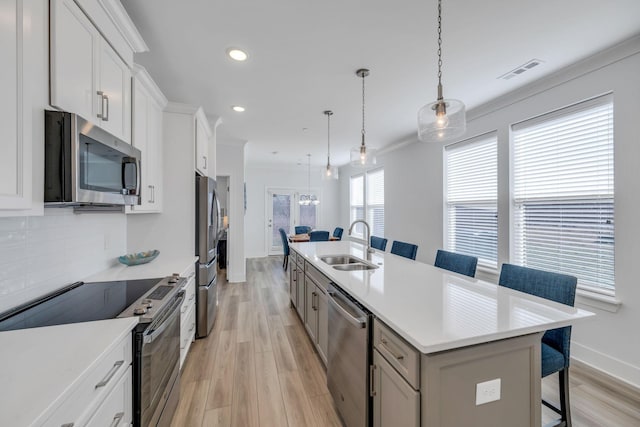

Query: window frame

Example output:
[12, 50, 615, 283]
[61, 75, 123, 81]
[509, 94, 615, 295]
[349, 167, 384, 240]
[443, 132, 498, 270]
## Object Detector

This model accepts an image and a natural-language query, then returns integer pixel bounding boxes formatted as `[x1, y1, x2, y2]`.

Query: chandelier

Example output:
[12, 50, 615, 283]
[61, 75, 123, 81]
[299, 154, 319, 206]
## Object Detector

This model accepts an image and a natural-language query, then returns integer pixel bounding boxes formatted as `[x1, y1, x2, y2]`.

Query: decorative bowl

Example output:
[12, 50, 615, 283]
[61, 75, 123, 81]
[118, 250, 160, 266]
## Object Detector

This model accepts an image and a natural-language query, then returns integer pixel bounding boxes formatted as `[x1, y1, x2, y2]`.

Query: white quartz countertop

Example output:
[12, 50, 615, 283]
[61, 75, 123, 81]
[291, 241, 594, 354]
[0, 317, 139, 427]
[83, 253, 198, 282]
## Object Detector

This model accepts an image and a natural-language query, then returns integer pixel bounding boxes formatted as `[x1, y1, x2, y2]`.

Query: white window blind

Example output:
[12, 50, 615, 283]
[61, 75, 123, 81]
[350, 175, 364, 238]
[512, 94, 614, 292]
[445, 135, 498, 268]
[349, 169, 384, 239]
[367, 169, 385, 237]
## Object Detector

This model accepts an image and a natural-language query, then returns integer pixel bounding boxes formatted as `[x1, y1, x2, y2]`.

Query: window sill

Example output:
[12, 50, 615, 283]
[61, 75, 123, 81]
[576, 288, 621, 313]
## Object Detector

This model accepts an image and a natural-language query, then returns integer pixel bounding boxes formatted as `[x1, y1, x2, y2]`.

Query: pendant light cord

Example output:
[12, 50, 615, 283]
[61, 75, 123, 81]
[327, 112, 331, 166]
[361, 72, 366, 146]
[437, 0, 442, 86]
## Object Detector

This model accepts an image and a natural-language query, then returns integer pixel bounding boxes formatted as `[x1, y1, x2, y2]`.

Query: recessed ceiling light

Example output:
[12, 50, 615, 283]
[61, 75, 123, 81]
[232, 105, 245, 112]
[227, 48, 248, 61]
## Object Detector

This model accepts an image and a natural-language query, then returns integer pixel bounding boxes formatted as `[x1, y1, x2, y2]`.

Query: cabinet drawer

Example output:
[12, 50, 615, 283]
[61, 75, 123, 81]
[290, 250, 298, 265]
[180, 275, 196, 316]
[85, 365, 132, 427]
[305, 262, 330, 292]
[45, 333, 132, 426]
[373, 319, 420, 389]
[181, 304, 196, 350]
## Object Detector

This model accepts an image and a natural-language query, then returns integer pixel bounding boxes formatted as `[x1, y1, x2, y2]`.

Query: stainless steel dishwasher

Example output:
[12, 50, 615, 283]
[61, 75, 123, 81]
[327, 283, 372, 427]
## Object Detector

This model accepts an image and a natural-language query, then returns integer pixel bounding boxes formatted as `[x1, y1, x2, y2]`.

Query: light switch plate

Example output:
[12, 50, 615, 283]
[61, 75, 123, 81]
[476, 378, 501, 405]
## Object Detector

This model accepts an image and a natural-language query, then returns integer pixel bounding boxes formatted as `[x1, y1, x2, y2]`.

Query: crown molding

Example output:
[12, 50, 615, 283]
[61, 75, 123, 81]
[98, 0, 149, 53]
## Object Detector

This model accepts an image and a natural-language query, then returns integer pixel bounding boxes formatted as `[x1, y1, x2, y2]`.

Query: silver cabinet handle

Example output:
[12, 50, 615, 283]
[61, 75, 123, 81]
[189, 323, 195, 332]
[95, 360, 124, 389]
[109, 412, 124, 427]
[369, 364, 376, 397]
[380, 338, 404, 361]
[148, 185, 153, 203]
[181, 304, 188, 314]
[97, 91, 105, 119]
[189, 293, 195, 301]
[61, 423, 74, 427]
[103, 93, 109, 121]
[203, 156, 208, 169]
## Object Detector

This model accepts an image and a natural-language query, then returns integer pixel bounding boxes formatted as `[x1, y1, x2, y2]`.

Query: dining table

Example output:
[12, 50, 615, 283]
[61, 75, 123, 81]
[288, 233, 339, 243]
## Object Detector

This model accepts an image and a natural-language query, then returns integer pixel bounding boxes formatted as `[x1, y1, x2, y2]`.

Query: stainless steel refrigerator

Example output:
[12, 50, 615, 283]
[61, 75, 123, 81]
[195, 174, 221, 338]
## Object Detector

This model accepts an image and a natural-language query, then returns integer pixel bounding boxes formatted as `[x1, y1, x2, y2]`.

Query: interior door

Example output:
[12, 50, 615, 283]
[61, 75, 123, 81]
[267, 189, 295, 255]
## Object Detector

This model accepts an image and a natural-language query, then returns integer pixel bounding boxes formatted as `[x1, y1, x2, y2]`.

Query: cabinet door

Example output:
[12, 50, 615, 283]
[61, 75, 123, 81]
[0, 0, 44, 210]
[50, 0, 98, 121]
[316, 286, 328, 365]
[131, 81, 150, 209]
[304, 279, 318, 343]
[296, 267, 305, 319]
[85, 366, 132, 427]
[195, 117, 208, 174]
[289, 263, 297, 306]
[372, 349, 420, 427]
[147, 101, 163, 210]
[98, 40, 131, 142]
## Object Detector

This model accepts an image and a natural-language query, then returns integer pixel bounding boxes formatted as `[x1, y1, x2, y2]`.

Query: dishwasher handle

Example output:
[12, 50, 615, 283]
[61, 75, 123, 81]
[328, 289, 367, 328]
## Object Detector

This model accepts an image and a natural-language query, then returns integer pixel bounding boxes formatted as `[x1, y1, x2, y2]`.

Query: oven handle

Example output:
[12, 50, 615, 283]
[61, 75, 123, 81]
[144, 292, 185, 344]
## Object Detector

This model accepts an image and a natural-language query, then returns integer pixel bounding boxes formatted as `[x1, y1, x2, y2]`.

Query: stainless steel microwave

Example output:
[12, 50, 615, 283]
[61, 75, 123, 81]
[44, 111, 141, 206]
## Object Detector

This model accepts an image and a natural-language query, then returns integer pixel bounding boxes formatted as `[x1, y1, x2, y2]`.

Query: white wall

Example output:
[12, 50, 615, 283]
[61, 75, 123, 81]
[338, 37, 640, 388]
[0, 209, 126, 313]
[217, 142, 247, 282]
[245, 164, 341, 258]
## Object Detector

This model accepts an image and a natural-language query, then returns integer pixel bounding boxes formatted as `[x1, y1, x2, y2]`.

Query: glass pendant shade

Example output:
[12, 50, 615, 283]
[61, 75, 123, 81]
[350, 68, 377, 168]
[418, 98, 466, 141]
[417, 0, 466, 143]
[323, 164, 339, 180]
[350, 145, 378, 167]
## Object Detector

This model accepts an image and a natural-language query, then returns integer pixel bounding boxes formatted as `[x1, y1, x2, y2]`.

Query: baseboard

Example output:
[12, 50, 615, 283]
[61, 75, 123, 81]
[571, 359, 640, 405]
[571, 341, 640, 393]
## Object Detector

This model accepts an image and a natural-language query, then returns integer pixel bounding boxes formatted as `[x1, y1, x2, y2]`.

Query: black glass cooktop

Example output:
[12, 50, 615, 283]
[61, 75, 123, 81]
[0, 278, 162, 332]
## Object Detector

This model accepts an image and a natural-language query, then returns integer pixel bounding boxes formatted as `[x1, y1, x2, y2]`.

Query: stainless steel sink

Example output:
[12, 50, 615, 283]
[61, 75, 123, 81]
[320, 255, 363, 265]
[333, 263, 378, 271]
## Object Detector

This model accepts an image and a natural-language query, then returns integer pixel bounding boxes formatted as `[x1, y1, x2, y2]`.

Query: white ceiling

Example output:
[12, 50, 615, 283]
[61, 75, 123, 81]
[122, 0, 640, 168]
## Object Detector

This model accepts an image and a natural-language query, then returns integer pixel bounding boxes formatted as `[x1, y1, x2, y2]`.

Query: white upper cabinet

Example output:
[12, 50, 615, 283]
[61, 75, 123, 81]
[50, 0, 131, 143]
[129, 65, 167, 214]
[195, 108, 211, 176]
[0, 0, 46, 213]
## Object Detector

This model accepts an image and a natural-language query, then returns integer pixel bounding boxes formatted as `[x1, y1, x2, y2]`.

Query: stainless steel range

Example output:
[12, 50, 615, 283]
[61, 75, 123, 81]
[0, 274, 186, 427]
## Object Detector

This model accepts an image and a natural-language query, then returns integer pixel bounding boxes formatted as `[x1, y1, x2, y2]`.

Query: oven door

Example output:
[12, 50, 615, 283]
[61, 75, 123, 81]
[139, 292, 184, 427]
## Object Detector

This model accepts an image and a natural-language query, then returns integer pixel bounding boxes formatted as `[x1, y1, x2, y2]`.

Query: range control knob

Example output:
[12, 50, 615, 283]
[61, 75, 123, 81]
[133, 306, 148, 315]
[168, 276, 179, 283]
[142, 299, 153, 308]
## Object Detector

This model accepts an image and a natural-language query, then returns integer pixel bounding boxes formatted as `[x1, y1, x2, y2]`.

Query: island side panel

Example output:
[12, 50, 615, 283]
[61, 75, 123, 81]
[421, 332, 542, 427]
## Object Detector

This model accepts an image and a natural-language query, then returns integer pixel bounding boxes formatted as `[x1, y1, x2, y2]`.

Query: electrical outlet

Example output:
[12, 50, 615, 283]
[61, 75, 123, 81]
[476, 378, 501, 405]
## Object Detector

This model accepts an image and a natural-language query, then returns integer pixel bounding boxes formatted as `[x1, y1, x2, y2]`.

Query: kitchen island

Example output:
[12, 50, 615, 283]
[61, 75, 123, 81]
[289, 240, 593, 427]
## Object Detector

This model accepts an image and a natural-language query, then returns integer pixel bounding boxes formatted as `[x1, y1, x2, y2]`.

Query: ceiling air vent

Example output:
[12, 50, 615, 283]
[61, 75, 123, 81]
[498, 59, 544, 80]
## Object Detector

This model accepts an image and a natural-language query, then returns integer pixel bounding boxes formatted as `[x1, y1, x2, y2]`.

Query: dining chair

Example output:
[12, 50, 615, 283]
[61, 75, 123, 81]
[434, 249, 478, 278]
[309, 230, 330, 242]
[498, 263, 577, 427]
[278, 228, 290, 271]
[370, 236, 388, 251]
[295, 226, 311, 234]
[332, 227, 344, 240]
[390, 240, 418, 260]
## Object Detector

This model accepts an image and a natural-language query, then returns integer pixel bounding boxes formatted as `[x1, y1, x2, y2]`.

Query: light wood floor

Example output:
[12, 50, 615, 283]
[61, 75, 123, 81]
[172, 256, 640, 427]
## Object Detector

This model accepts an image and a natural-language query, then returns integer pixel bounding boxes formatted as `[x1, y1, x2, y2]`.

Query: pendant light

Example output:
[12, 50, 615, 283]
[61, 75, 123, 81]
[299, 154, 319, 206]
[323, 110, 339, 180]
[417, 0, 466, 142]
[350, 69, 377, 167]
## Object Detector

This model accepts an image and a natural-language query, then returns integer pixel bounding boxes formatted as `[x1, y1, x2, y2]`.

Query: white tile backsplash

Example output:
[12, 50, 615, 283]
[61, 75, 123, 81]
[0, 209, 126, 313]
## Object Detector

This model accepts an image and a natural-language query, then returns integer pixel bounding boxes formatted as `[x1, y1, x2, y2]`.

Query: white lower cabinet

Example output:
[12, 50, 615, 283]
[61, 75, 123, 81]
[86, 366, 132, 427]
[44, 332, 133, 427]
[179, 264, 196, 368]
[372, 349, 420, 427]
